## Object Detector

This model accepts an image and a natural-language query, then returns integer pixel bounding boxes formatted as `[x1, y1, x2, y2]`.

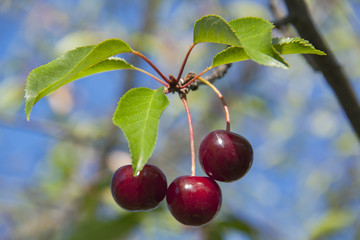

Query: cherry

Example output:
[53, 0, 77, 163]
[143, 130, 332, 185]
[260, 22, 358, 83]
[110, 164, 167, 211]
[199, 130, 253, 182]
[166, 176, 222, 226]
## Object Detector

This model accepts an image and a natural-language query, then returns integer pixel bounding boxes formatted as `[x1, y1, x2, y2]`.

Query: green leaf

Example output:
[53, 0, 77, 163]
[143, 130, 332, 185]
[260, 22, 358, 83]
[229, 17, 288, 68]
[75, 57, 136, 77]
[112, 87, 169, 175]
[193, 15, 241, 46]
[25, 38, 134, 120]
[272, 37, 326, 55]
[211, 46, 249, 67]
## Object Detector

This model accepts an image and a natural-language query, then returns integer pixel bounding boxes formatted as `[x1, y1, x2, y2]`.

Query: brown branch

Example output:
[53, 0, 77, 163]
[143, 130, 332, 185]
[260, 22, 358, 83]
[281, 0, 360, 141]
[186, 64, 232, 91]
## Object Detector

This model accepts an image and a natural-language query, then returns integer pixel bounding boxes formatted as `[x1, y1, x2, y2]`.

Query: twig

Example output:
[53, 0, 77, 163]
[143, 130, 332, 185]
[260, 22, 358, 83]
[187, 64, 232, 91]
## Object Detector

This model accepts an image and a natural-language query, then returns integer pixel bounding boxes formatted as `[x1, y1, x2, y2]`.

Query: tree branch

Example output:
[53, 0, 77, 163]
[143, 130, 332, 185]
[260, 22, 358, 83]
[186, 64, 232, 91]
[281, 0, 360, 141]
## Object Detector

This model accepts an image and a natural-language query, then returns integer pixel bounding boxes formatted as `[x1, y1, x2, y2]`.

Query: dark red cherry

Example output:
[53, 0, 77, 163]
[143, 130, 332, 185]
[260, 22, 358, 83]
[110, 164, 167, 211]
[199, 130, 253, 182]
[166, 176, 222, 226]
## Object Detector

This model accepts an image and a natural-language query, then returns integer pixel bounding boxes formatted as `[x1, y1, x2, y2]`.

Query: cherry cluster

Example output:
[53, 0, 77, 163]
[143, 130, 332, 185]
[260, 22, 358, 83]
[111, 129, 253, 226]
[110, 43, 253, 226]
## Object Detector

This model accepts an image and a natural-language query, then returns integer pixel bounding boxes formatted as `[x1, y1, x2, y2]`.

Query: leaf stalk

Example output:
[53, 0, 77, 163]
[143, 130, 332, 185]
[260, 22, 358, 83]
[176, 43, 196, 82]
[132, 51, 171, 84]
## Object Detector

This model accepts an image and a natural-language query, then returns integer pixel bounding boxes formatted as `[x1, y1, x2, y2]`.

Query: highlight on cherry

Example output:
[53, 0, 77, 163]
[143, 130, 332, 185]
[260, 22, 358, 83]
[24, 15, 325, 226]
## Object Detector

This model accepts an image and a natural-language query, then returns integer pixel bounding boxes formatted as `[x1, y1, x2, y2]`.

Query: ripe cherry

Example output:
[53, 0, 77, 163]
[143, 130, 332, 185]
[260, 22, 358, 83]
[199, 130, 253, 182]
[110, 164, 167, 211]
[166, 176, 222, 226]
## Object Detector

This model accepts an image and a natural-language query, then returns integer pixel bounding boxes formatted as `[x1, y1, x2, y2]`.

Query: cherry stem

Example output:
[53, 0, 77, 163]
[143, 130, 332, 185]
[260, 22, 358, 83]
[132, 51, 171, 83]
[198, 77, 231, 131]
[134, 67, 170, 87]
[181, 95, 196, 176]
[176, 43, 196, 82]
[180, 67, 212, 89]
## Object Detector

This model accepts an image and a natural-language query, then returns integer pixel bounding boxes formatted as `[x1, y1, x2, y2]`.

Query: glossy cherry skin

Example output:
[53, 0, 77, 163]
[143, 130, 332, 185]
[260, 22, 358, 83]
[166, 176, 222, 226]
[110, 164, 167, 211]
[199, 130, 253, 182]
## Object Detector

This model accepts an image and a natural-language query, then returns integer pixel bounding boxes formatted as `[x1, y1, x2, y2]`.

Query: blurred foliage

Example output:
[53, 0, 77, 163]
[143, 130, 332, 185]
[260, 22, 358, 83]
[67, 212, 144, 240]
[202, 215, 260, 240]
[309, 209, 356, 240]
[0, 0, 360, 240]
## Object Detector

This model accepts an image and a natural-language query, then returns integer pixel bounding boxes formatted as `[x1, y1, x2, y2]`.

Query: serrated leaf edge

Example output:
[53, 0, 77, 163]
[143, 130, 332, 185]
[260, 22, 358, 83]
[193, 14, 242, 47]
[31, 39, 133, 101]
[230, 17, 289, 68]
[112, 87, 168, 176]
[25, 38, 134, 120]
[272, 37, 326, 55]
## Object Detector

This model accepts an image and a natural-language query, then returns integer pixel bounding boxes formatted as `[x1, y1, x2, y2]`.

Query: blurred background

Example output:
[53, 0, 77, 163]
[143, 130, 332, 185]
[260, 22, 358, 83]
[1, 0, 360, 239]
